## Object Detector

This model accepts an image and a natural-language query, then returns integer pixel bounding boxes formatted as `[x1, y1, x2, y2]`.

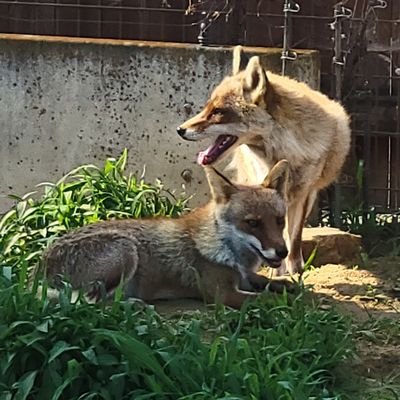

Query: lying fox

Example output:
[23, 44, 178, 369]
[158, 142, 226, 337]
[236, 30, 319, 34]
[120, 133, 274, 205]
[40, 160, 290, 309]
[177, 46, 351, 275]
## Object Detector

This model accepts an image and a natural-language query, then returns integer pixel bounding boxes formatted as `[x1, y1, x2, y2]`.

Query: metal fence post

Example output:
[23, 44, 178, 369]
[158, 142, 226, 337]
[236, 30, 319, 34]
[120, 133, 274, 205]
[332, 2, 352, 227]
[281, 0, 299, 76]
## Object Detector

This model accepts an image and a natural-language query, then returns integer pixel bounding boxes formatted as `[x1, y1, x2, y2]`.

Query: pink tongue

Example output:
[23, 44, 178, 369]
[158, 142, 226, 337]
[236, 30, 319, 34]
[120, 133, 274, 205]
[197, 146, 213, 165]
[197, 135, 237, 166]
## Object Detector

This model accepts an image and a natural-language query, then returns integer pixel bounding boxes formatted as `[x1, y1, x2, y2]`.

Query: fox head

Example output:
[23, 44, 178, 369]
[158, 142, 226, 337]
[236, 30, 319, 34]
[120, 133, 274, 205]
[204, 159, 289, 269]
[177, 46, 276, 166]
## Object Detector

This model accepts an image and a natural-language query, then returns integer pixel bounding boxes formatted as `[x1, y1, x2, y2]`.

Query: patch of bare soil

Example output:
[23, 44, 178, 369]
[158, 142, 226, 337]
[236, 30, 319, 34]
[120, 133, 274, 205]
[304, 257, 400, 389]
[303, 257, 400, 320]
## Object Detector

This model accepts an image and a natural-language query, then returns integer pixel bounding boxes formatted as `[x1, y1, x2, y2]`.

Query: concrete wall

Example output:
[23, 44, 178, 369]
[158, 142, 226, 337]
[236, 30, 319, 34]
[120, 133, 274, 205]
[0, 34, 320, 212]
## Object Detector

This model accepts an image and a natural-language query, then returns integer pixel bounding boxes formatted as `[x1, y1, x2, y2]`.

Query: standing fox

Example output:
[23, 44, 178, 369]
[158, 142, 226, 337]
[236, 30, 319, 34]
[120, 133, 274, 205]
[40, 160, 290, 309]
[177, 46, 351, 275]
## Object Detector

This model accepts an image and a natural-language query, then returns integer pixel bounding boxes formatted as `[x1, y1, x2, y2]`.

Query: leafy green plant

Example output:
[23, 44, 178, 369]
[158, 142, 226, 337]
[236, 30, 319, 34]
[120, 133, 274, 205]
[323, 159, 400, 257]
[339, 209, 400, 257]
[0, 271, 354, 400]
[0, 149, 188, 282]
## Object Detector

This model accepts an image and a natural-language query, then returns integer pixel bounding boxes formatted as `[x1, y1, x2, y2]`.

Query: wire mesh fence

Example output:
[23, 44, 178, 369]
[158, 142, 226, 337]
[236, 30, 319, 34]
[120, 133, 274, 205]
[0, 0, 399, 219]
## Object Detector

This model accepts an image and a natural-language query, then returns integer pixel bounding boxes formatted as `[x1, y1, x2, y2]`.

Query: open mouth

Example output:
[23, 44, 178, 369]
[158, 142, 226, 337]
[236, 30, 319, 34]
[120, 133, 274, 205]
[250, 245, 282, 268]
[197, 134, 238, 166]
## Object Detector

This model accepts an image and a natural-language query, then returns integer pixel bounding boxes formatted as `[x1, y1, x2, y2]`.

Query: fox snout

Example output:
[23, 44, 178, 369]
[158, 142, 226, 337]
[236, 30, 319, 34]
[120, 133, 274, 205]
[176, 126, 200, 142]
[275, 246, 288, 260]
[249, 240, 288, 268]
[262, 245, 288, 266]
[176, 126, 187, 138]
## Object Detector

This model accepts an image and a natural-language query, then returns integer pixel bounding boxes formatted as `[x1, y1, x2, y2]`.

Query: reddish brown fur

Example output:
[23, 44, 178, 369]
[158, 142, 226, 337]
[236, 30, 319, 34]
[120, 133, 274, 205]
[39, 162, 292, 308]
[177, 46, 351, 275]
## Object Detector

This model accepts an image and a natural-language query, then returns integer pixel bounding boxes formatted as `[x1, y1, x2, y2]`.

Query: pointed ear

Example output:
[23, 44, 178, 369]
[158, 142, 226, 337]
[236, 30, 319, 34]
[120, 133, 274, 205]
[243, 56, 268, 104]
[204, 167, 238, 203]
[232, 45, 249, 75]
[262, 160, 289, 198]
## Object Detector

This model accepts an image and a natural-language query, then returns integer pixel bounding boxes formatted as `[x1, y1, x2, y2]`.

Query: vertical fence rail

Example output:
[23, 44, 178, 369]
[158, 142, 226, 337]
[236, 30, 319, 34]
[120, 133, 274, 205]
[332, 2, 352, 226]
[281, 0, 299, 76]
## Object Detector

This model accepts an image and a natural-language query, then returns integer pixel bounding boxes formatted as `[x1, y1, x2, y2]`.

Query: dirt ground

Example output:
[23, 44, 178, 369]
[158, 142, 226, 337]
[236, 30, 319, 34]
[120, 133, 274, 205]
[303, 257, 400, 388]
[303, 257, 400, 320]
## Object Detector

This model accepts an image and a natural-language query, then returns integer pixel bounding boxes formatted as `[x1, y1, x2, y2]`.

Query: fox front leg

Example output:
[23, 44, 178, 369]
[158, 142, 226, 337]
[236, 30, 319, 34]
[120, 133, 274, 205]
[240, 271, 269, 292]
[243, 271, 295, 293]
[199, 264, 259, 309]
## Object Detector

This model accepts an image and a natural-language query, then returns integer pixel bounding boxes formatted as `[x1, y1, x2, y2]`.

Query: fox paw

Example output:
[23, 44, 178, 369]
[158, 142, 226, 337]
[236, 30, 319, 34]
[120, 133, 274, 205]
[266, 278, 296, 294]
[242, 272, 270, 292]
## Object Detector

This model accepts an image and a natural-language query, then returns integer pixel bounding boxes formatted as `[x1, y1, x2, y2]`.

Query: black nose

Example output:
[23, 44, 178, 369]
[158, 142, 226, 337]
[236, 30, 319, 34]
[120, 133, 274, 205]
[276, 247, 288, 259]
[177, 127, 186, 137]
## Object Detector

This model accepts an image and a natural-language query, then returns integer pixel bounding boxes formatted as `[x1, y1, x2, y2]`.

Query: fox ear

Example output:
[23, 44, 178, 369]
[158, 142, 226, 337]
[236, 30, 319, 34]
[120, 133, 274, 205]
[262, 160, 289, 198]
[204, 167, 237, 203]
[243, 56, 268, 104]
[232, 45, 249, 75]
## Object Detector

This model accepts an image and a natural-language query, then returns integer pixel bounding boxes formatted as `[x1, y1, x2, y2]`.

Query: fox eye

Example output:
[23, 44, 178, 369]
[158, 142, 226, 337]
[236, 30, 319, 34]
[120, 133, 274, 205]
[246, 219, 260, 228]
[276, 216, 285, 227]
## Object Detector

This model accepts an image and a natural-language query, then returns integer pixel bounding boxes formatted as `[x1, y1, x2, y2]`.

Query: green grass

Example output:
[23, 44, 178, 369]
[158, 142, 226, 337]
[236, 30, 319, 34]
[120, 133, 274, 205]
[0, 275, 354, 400]
[0, 150, 387, 399]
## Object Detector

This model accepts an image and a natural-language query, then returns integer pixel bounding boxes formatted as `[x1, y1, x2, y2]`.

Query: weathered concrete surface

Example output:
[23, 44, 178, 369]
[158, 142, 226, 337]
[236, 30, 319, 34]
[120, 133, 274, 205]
[0, 34, 320, 212]
[302, 227, 363, 267]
